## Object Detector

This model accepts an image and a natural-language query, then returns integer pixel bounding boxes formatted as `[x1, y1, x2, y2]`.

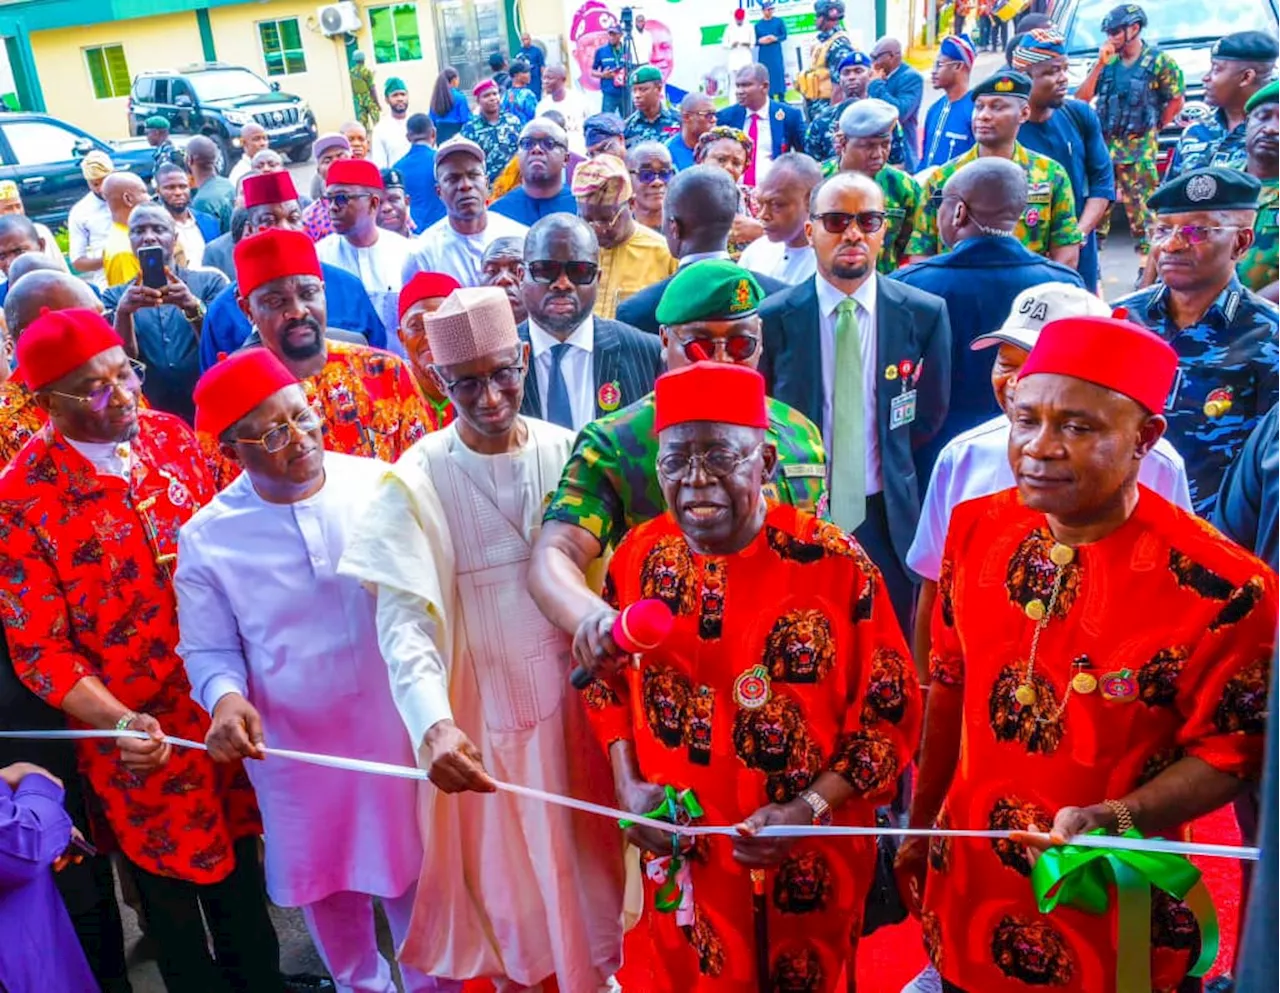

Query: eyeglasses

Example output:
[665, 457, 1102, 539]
[47, 360, 146, 412]
[235, 404, 323, 454]
[933, 59, 964, 70]
[440, 364, 525, 401]
[672, 332, 759, 363]
[527, 259, 599, 285]
[518, 136, 566, 153]
[1152, 224, 1241, 245]
[811, 211, 887, 235]
[631, 167, 675, 184]
[323, 192, 374, 210]
[686, 109, 718, 122]
[582, 204, 629, 228]
[657, 444, 762, 481]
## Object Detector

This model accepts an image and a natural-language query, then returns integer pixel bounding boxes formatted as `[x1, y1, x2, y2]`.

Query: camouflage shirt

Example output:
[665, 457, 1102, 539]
[805, 99, 908, 168]
[1237, 179, 1279, 294]
[875, 165, 922, 274]
[1099, 47, 1184, 165]
[908, 142, 1083, 259]
[461, 112, 524, 182]
[624, 106, 681, 148]
[1113, 277, 1280, 516]
[1167, 109, 1249, 180]
[544, 392, 828, 547]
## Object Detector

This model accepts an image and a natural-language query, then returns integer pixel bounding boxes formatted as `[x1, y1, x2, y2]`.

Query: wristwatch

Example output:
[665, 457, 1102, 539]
[183, 299, 206, 322]
[798, 788, 832, 826]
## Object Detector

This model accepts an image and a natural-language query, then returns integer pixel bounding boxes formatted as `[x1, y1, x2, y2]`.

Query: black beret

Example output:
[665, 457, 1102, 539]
[1148, 167, 1263, 214]
[1211, 31, 1279, 62]
[971, 68, 1032, 101]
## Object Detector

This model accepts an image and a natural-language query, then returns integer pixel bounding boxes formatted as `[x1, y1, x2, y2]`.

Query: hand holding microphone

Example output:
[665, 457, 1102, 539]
[570, 599, 674, 689]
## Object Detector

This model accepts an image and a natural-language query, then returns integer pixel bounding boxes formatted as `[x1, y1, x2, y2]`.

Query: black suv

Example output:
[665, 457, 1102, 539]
[128, 63, 317, 173]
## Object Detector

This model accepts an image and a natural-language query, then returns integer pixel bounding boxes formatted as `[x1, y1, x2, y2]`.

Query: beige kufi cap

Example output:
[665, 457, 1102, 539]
[425, 286, 519, 367]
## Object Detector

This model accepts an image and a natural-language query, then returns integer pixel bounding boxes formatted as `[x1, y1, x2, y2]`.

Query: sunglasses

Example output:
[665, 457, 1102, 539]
[236, 404, 323, 454]
[323, 192, 374, 210]
[527, 259, 599, 285]
[811, 211, 887, 235]
[672, 332, 759, 363]
[1152, 224, 1241, 246]
[47, 360, 146, 412]
[441, 364, 525, 401]
[518, 136, 566, 153]
[631, 167, 675, 184]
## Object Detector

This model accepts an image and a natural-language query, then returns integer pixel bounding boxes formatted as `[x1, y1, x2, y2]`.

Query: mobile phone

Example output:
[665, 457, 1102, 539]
[138, 245, 167, 290]
[65, 833, 97, 858]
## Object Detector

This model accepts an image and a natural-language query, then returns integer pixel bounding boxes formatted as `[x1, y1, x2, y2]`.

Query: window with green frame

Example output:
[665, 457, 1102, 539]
[84, 44, 131, 100]
[259, 18, 307, 76]
[369, 3, 423, 64]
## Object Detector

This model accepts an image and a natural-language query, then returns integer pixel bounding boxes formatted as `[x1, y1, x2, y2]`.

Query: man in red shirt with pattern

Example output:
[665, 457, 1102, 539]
[0, 309, 281, 991]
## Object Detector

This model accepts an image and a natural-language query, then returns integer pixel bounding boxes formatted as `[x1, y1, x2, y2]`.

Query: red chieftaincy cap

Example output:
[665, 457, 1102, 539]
[1018, 316, 1179, 414]
[653, 362, 769, 433]
[17, 308, 124, 391]
[234, 228, 324, 298]
[193, 348, 300, 439]
[241, 170, 299, 208]
[399, 272, 462, 321]
[325, 157, 384, 190]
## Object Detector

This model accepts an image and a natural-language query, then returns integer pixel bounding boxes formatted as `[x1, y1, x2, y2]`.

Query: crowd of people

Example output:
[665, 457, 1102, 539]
[0, 2, 1277, 993]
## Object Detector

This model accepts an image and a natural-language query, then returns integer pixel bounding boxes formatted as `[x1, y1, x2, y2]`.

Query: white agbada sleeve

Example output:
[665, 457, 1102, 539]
[175, 531, 252, 715]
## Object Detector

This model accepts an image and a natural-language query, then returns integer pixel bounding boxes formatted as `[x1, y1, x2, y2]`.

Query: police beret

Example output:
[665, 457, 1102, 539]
[583, 113, 626, 147]
[144, 115, 170, 130]
[837, 51, 873, 72]
[839, 98, 899, 138]
[632, 66, 663, 85]
[1246, 80, 1279, 115]
[655, 259, 765, 326]
[970, 69, 1032, 101]
[1148, 167, 1263, 214]
[380, 168, 404, 189]
[1211, 31, 1278, 62]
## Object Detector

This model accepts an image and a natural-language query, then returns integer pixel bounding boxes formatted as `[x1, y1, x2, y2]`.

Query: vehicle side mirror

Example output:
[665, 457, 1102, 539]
[270, 81, 281, 92]
[175, 94, 193, 108]
[72, 137, 94, 156]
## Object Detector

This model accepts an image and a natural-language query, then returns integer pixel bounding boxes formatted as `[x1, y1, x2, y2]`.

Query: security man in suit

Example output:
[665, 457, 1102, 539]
[716, 63, 807, 185]
[760, 170, 952, 631]
[517, 212, 662, 432]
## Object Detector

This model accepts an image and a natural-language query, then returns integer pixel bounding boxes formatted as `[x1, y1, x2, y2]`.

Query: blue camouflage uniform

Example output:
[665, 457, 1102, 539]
[1167, 108, 1250, 179]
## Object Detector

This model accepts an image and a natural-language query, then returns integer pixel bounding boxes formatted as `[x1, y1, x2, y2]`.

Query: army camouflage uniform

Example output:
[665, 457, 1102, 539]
[350, 64, 381, 129]
[873, 165, 922, 274]
[1094, 44, 1185, 253]
[623, 106, 681, 148]
[1167, 108, 1250, 180]
[544, 393, 829, 548]
[806, 99, 908, 168]
[1238, 179, 1279, 293]
[461, 112, 524, 183]
[907, 142, 1083, 259]
[1113, 276, 1280, 516]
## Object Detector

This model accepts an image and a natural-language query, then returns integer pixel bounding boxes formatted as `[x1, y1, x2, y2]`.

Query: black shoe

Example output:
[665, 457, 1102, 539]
[283, 974, 336, 992]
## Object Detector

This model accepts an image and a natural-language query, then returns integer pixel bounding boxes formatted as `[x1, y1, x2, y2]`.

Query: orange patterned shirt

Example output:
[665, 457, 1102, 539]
[586, 502, 920, 992]
[924, 488, 1275, 993]
[0, 380, 45, 468]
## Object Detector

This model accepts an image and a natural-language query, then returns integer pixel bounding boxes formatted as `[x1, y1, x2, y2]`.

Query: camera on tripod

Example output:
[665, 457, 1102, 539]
[619, 6, 634, 33]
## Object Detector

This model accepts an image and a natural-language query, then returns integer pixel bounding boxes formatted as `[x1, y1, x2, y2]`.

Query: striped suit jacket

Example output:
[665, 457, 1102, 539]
[518, 317, 663, 425]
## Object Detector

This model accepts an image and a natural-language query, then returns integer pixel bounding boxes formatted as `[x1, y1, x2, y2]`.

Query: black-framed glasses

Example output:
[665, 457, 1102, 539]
[323, 192, 374, 210]
[671, 332, 759, 363]
[631, 167, 675, 184]
[811, 210, 887, 235]
[518, 135, 566, 153]
[440, 364, 525, 401]
[235, 403, 323, 454]
[47, 360, 146, 412]
[657, 444, 762, 481]
[1152, 223, 1240, 245]
[527, 259, 599, 285]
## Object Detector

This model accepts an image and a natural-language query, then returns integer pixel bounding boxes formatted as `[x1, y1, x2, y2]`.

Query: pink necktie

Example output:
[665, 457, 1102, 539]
[745, 112, 759, 187]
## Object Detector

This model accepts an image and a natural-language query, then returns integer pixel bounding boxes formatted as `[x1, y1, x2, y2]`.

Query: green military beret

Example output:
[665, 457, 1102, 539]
[1148, 167, 1262, 214]
[384, 76, 408, 97]
[971, 68, 1032, 101]
[655, 259, 766, 326]
[144, 115, 170, 130]
[1211, 31, 1279, 62]
[1246, 80, 1279, 115]
[632, 66, 664, 86]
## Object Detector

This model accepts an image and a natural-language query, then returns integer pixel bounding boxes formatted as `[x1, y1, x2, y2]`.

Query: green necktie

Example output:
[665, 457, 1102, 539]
[831, 296, 866, 533]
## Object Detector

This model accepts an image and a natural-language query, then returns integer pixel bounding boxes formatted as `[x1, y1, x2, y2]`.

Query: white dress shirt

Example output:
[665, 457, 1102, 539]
[64, 437, 130, 479]
[737, 237, 817, 285]
[174, 214, 206, 268]
[68, 192, 114, 288]
[677, 249, 731, 268]
[537, 90, 589, 155]
[816, 272, 881, 495]
[906, 416, 1195, 582]
[404, 212, 530, 289]
[316, 229, 415, 350]
[371, 114, 411, 168]
[529, 315, 596, 431]
[742, 105, 774, 182]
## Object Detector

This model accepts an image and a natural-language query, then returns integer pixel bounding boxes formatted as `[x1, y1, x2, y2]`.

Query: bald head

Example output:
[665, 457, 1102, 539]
[186, 135, 219, 167]
[4, 271, 102, 340]
[871, 37, 902, 59]
[7, 251, 62, 286]
[103, 172, 148, 223]
[525, 212, 598, 262]
[941, 158, 1027, 245]
[811, 169, 885, 214]
[664, 165, 739, 257]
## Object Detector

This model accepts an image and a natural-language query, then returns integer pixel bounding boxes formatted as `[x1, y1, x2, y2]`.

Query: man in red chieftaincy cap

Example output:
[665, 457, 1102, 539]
[396, 270, 461, 430]
[197, 226, 429, 487]
[898, 316, 1278, 993]
[0, 309, 284, 991]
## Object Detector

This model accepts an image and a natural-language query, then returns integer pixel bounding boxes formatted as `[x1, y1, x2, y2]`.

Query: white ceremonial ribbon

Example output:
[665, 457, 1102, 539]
[0, 729, 1258, 862]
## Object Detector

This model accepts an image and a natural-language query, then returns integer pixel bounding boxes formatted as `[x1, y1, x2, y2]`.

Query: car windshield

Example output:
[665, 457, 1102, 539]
[186, 69, 273, 102]
[1066, 0, 1278, 50]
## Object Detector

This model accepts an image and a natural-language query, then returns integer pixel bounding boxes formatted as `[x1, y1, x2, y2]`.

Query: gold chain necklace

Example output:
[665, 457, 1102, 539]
[1016, 541, 1093, 724]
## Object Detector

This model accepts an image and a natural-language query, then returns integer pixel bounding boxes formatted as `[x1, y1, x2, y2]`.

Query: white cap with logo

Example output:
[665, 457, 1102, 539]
[970, 283, 1111, 353]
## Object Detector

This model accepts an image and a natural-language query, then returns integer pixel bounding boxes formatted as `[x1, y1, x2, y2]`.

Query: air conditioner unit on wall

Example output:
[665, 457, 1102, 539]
[318, 1, 362, 37]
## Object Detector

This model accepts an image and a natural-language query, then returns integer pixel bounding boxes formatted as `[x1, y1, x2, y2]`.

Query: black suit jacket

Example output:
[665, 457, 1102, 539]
[716, 101, 807, 158]
[759, 276, 951, 571]
[518, 316, 663, 426]
[617, 267, 791, 336]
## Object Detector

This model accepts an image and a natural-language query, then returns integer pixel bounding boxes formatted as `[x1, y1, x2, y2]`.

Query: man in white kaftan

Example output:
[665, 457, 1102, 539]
[175, 346, 456, 993]
[340, 287, 624, 992]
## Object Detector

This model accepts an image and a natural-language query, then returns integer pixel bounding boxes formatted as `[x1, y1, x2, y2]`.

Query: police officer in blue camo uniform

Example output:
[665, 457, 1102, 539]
[1112, 167, 1279, 517]
[1168, 31, 1279, 180]
[805, 52, 909, 169]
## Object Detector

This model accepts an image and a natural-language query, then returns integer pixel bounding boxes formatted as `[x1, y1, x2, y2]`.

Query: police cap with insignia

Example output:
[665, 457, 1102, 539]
[1246, 79, 1279, 115]
[1148, 167, 1263, 214]
[839, 98, 899, 138]
[1211, 31, 1279, 62]
[655, 259, 765, 326]
[836, 50, 873, 72]
[971, 69, 1032, 101]
[632, 66, 664, 86]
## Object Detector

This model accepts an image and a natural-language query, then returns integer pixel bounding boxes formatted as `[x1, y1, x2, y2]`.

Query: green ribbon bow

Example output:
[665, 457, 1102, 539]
[618, 785, 704, 913]
[1031, 828, 1219, 993]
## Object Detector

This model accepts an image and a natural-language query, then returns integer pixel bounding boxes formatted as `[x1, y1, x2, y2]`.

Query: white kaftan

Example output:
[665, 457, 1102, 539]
[339, 418, 625, 989]
[316, 230, 415, 353]
[175, 451, 422, 908]
[402, 212, 530, 289]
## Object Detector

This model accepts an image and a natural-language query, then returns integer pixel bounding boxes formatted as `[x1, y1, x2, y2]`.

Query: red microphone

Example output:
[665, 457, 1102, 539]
[570, 599, 674, 689]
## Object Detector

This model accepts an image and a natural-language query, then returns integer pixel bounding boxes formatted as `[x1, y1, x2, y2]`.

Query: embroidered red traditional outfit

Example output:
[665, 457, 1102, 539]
[587, 502, 920, 992]
[924, 488, 1276, 993]
[0, 410, 260, 883]
[0, 379, 44, 466]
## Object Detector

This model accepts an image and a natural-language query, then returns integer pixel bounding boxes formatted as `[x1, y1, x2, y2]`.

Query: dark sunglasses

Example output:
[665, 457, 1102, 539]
[631, 167, 675, 184]
[527, 259, 599, 285]
[673, 332, 759, 363]
[323, 192, 373, 210]
[518, 136, 566, 153]
[811, 210, 887, 235]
